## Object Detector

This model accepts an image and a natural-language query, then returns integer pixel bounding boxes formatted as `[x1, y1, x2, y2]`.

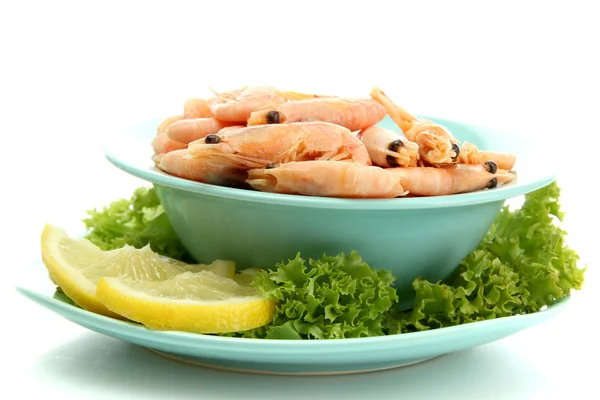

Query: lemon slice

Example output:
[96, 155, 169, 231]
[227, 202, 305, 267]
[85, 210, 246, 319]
[40, 224, 236, 318]
[96, 271, 275, 333]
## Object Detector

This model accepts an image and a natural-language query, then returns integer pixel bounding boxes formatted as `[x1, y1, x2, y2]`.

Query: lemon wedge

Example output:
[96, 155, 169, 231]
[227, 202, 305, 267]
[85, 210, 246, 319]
[96, 271, 275, 334]
[40, 224, 236, 319]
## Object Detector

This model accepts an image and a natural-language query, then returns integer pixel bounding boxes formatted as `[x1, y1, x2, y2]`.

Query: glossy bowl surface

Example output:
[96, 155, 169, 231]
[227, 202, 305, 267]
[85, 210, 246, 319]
[104, 116, 556, 307]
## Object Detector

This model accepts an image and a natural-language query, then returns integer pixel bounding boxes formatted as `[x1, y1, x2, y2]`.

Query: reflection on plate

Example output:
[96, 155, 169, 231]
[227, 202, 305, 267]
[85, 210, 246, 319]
[16, 260, 571, 375]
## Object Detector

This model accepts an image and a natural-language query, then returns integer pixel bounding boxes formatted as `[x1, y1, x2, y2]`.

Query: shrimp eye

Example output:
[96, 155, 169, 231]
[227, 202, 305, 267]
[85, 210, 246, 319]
[484, 160, 498, 174]
[388, 139, 404, 152]
[266, 163, 278, 169]
[451, 143, 460, 160]
[486, 177, 498, 189]
[266, 111, 280, 124]
[386, 155, 400, 167]
[205, 134, 221, 144]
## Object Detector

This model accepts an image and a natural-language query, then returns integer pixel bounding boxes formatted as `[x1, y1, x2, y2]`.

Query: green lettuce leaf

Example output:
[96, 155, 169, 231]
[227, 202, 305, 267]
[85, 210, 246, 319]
[228, 252, 399, 339]
[390, 181, 587, 334]
[81, 186, 194, 262]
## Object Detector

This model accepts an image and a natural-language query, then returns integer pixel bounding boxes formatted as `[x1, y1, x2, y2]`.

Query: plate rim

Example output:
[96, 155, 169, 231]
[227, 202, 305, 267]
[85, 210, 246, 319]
[15, 283, 572, 351]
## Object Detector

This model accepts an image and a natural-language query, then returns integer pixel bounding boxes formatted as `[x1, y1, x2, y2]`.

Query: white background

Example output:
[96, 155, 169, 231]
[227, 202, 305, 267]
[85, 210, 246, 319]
[1, 1, 598, 399]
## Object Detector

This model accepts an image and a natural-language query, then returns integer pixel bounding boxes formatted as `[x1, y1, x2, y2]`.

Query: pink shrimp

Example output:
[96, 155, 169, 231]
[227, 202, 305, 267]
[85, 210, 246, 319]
[385, 164, 516, 196]
[166, 118, 239, 144]
[458, 142, 517, 171]
[247, 161, 407, 198]
[357, 125, 420, 167]
[158, 149, 248, 188]
[156, 114, 185, 135]
[246, 97, 387, 132]
[151, 132, 188, 164]
[370, 87, 459, 166]
[183, 98, 215, 119]
[209, 85, 325, 123]
[187, 122, 372, 169]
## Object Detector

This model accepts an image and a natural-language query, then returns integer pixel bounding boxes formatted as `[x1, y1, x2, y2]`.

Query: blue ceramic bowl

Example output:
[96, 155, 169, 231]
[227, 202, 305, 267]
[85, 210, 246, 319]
[104, 116, 556, 308]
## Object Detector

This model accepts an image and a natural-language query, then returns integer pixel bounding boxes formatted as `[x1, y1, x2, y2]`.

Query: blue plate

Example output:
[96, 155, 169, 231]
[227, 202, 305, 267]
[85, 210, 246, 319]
[16, 257, 571, 375]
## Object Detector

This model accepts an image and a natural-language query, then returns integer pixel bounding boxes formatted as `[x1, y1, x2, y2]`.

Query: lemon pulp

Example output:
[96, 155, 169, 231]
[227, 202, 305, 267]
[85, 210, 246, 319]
[97, 271, 275, 333]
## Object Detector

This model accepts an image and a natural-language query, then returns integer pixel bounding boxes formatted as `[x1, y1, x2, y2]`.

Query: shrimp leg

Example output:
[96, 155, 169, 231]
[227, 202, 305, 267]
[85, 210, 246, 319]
[358, 126, 420, 167]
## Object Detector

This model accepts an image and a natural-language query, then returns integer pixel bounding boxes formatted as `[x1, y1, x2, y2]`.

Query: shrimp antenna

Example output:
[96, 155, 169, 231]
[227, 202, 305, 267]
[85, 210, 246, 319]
[208, 87, 227, 102]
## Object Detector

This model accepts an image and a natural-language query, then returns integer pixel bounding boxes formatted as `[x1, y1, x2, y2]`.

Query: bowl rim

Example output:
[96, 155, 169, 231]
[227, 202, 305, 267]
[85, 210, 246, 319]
[104, 115, 558, 210]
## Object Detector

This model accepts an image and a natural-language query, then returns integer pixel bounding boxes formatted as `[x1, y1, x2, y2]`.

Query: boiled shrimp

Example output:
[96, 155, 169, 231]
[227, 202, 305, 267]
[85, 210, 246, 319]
[183, 98, 215, 119]
[167, 118, 239, 144]
[209, 85, 324, 123]
[370, 87, 459, 166]
[247, 97, 387, 132]
[159, 149, 248, 188]
[385, 163, 515, 196]
[187, 121, 372, 169]
[458, 142, 517, 171]
[247, 161, 407, 198]
[152, 132, 188, 163]
[358, 126, 420, 167]
[156, 114, 185, 135]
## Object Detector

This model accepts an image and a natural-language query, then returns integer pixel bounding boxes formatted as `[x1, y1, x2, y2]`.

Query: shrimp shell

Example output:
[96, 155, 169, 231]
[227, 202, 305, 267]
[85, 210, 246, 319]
[152, 132, 187, 156]
[358, 126, 420, 167]
[156, 114, 185, 135]
[385, 164, 516, 196]
[217, 125, 246, 134]
[167, 118, 239, 144]
[209, 85, 322, 122]
[187, 121, 372, 169]
[247, 161, 407, 198]
[247, 98, 387, 132]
